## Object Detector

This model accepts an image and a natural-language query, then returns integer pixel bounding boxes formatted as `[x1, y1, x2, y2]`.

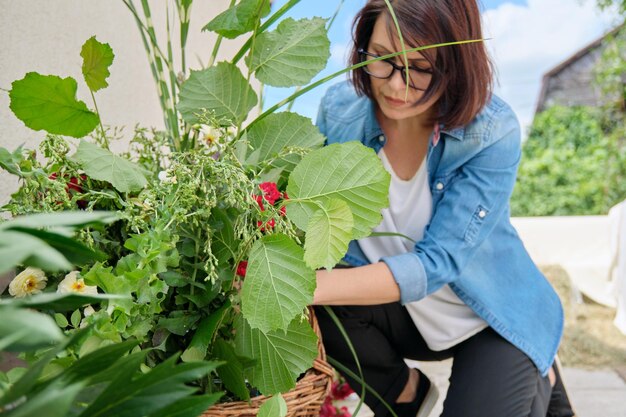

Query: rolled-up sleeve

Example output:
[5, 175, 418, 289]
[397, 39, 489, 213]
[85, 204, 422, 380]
[382, 106, 522, 304]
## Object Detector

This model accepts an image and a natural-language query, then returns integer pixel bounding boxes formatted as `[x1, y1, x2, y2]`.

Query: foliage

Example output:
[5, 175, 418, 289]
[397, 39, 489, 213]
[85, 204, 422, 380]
[510, 106, 626, 216]
[1, 0, 391, 413]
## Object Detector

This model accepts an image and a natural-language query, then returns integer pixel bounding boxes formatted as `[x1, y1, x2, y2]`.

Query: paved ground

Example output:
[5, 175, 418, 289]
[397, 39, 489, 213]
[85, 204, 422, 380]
[338, 360, 626, 417]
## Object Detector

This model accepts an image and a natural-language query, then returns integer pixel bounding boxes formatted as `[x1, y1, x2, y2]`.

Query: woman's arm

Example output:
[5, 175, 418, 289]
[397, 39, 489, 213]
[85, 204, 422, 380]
[312, 262, 400, 305]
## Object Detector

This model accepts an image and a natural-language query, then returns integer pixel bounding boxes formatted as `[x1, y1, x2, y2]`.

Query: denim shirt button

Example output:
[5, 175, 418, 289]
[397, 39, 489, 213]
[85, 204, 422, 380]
[378, 135, 385, 143]
[478, 210, 487, 218]
[436, 182, 444, 190]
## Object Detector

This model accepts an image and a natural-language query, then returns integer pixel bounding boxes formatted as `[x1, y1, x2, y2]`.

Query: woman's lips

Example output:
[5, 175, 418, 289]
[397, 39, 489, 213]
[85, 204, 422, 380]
[384, 95, 409, 107]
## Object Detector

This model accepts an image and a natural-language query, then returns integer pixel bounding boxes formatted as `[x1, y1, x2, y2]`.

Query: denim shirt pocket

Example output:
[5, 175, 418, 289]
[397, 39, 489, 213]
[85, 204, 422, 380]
[464, 205, 490, 245]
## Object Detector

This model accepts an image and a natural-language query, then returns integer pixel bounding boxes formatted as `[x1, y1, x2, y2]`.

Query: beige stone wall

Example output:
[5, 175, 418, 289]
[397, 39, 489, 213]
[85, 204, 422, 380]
[0, 0, 253, 206]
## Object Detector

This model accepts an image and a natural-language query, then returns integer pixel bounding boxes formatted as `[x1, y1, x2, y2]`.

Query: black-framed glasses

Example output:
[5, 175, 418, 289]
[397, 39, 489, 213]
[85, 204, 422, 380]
[358, 48, 434, 91]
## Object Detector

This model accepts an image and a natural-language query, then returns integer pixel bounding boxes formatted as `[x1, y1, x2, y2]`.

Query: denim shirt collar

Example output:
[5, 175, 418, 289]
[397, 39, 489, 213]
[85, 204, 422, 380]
[362, 99, 466, 148]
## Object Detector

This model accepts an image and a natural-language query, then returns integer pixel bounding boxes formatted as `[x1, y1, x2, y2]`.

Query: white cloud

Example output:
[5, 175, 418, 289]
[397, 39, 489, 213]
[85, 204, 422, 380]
[482, 0, 617, 135]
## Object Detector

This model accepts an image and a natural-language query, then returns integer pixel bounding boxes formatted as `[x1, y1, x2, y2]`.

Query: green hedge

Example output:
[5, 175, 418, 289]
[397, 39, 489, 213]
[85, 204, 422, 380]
[510, 106, 626, 216]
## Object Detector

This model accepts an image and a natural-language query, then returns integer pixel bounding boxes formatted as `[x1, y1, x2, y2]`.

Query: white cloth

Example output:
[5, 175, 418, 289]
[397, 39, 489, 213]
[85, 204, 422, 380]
[359, 148, 487, 351]
[609, 201, 626, 334]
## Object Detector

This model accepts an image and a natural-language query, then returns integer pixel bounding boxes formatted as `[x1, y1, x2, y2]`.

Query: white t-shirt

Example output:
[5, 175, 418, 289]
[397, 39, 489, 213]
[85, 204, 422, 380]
[358, 148, 488, 351]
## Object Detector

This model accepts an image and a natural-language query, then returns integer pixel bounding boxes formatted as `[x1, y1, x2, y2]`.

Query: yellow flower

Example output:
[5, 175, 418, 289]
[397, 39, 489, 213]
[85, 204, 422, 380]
[9, 267, 47, 297]
[57, 271, 98, 295]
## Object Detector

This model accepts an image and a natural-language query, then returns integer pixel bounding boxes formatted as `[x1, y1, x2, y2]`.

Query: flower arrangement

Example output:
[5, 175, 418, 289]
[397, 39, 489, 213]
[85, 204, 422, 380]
[1, 0, 390, 413]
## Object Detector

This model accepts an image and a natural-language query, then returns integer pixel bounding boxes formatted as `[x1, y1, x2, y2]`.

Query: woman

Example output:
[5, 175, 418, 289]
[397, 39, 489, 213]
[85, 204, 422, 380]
[312, 1, 574, 416]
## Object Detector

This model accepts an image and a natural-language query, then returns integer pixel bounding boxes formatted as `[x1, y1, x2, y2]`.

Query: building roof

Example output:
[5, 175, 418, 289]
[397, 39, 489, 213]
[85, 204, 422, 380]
[535, 24, 624, 114]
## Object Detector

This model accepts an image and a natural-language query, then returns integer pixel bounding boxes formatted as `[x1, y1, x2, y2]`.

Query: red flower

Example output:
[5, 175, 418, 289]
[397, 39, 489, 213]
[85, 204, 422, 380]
[279, 206, 286, 216]
[236, 261, 248, 277]
[256, 218, 276, 232]
[48, 172, 88, 208]
[259, 182, 281, 205]
[331, 381, 355, 401]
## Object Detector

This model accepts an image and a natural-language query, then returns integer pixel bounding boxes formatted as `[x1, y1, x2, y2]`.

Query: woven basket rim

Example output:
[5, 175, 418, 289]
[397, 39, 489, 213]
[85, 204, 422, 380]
[202, 307, 334, 417]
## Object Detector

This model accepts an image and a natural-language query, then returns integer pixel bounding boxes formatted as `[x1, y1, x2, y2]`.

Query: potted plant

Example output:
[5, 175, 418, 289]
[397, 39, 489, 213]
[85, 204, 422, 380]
[1, 1, 391, 415]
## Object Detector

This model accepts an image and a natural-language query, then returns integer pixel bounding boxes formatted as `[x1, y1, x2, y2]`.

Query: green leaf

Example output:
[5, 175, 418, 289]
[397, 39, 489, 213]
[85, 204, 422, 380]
[203, 0, 270, 39]
[246, 17, 330, 87]
[9, 72, 99, 138]
[54, 313, 69, 328]
[1, 382, 84, 417]
[241, 234, 315, 332]
[213, 339, 250, 401]
[304, 198, 353, 270]
[178, 62, 257, 126]
[209, 208, 238, 264]
[74, 140, 148, 193]
[146, 393, 223, 417]
[79, 354, 221, 417]
[287, 142, 390, 239]
[181, 302, 231, 363]
[247, 112, 325, 164]
[9, 226, 108, 265]
[234, 316, 317, 395]
[63, 340, 139, 385]
[71, 309, 82, 328]
[81, 36, 115, 92]
[0, 307, 64, 352]
[0, 211, 119, 232]
[258, 393, 288, 417]
[0, 146, 24, 176]
[2, 292, 128, 312]
[0, 230, 72, 274]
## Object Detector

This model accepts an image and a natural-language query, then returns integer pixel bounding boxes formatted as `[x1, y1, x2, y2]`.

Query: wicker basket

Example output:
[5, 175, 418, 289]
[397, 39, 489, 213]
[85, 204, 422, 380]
[202, 308, 334, 417]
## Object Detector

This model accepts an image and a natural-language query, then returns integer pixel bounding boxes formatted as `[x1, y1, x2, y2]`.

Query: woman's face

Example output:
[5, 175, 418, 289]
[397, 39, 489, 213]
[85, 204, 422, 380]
[366, 15, 438, 124]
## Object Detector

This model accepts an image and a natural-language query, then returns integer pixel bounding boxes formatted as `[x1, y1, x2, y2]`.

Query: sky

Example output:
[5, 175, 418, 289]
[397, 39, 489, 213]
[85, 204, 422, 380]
[263, 0, 620, 136]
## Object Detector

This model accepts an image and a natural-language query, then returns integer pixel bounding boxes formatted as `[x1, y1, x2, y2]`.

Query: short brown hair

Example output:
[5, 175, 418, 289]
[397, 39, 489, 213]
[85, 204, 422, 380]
[350, 0, 494, 129]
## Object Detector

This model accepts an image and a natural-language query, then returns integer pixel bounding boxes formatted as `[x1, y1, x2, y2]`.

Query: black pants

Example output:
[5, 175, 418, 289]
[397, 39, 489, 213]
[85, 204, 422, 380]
[315, 303, 574, 417]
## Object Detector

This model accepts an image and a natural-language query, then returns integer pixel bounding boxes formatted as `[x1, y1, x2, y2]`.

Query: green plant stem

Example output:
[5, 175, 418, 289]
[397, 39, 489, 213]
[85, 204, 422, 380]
[327, 356, 399, 417]
[123, 0, 174, 140]
[165, 2, 179, 139]
[323, 306, 366, 417]
[208, 0, 235, 67]
[383, 0, 410, 101]
[139, 0, 181, 144]
[236, 0, 267, 136]
[176, 0, 192, 74]
[245, 40, 485, 133]
[232, 0, 301, 64]
[89, 90, 109, 149]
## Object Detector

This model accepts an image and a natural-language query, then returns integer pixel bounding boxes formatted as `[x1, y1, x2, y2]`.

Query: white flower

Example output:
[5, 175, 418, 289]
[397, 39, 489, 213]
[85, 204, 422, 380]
[201, 126, 221, 145]
[157, 170, 177, 184]
[83, 305, 95, 317]
[9, 267, 47, 297]
[57, 271, 98, 295]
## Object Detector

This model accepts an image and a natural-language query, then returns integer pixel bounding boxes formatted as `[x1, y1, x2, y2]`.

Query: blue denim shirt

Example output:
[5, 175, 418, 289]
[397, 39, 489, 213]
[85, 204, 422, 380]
[315, 81, 563, 376]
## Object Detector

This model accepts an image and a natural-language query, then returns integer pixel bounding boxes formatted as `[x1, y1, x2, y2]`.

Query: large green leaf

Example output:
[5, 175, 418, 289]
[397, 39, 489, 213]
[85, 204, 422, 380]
[287, 142, 390, 239]
[78, 353, 221, 417]
[234, 316, 318, 395]
[304, 198, 353, 270]
[246, 17, 330, 87]
[241, 234, 315, 332]
[203, 0, 270, 39]
[0, 307, 64, 352]
[81, 36, 115, 92]
[247, 112, 325, 164]
[258, 393, 287, 417]
[1, 211, 118, 232]
[213, 339, 250, 401]
[74, 140, 148, 193]
[9, 72, 99, 138]
[178, 62, 257, 126]
[2, 293, 128, 312]
[0, 230, 72, 274]
[1, 382, 84, 417]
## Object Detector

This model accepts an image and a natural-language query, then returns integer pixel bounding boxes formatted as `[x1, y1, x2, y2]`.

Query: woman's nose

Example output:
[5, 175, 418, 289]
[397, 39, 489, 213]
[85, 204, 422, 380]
[387, 68, 408, 91]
